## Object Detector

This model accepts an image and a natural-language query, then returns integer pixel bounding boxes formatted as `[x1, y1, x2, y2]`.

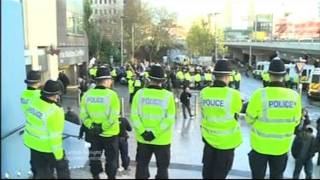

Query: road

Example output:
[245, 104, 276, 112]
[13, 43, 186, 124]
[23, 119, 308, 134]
[61, 74, 320, 179]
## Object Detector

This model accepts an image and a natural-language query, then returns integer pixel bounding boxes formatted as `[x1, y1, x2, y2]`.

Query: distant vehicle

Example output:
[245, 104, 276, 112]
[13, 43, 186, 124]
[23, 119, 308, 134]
[285, 63, 299, 82]
[308, 67, 320, 100]
[172, 55, 189, 64]
[253, 61, 269, 79]
[195, 56, 213, 66]
[300, 64, 315, 89]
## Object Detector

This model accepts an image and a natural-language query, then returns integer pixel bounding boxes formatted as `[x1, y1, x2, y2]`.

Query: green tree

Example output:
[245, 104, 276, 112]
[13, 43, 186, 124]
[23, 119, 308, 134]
[186, 19, 227, 58]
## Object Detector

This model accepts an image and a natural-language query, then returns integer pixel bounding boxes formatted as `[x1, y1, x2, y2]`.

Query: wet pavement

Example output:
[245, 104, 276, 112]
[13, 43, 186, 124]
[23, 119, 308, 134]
[61, 75, 320, 179]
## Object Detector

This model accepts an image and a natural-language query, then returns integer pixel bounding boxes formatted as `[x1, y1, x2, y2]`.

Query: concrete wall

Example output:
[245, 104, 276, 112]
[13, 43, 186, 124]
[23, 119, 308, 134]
[1, 0, 30, 178]
[23, 0, 59, 80]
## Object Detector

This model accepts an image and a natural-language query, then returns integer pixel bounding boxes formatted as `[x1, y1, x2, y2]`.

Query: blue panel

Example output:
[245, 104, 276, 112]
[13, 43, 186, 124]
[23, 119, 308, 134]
[1, 0, 29, 178]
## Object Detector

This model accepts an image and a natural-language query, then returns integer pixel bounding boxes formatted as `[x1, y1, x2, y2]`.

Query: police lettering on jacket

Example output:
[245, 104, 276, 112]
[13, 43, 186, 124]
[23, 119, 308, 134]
[201, 99, 224, 107]
[268, 100, 296, 108]
[28, 107, 44, 119]
[86, 97, 107, 104]
[141, 98, 164, 106]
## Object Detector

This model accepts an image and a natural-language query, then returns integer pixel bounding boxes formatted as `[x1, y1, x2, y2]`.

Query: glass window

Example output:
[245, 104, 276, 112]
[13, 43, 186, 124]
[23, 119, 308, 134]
[66, 0, 84, 35]
[109, 0, 111, 4]
[114, 0, 116, 4]
[95, 0, 97, 4]
[100, 9, 103, 15]
[113, 9, 116, 14]
[104, 10, 107, 15]
[99, 0, 102, 4]
[109, 9, 112, 14]
[104, 0, 107, 4]
[95, 9, 98, 14]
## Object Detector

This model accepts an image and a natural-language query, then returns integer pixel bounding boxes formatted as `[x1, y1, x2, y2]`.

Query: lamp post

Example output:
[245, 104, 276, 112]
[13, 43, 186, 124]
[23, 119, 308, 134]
[214, 12, 220, 61]
[120, 16, 124, 66]
[131, 23, 135, 64]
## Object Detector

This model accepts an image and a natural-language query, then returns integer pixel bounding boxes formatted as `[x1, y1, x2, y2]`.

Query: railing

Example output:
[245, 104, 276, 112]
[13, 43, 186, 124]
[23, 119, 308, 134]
[225, 38, 320, 43]
[1, 124, 25, 140]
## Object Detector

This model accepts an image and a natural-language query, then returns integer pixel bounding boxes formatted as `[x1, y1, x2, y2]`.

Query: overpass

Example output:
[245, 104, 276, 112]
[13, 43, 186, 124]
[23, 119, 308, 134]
[224, 40, 320, 64]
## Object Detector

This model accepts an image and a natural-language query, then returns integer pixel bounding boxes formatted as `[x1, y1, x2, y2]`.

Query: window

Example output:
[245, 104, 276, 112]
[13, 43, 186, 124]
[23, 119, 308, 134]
[100, 0, 102, 4]
[109, 0, 111, 4]
[113, 9, 116, 14]
[104, 9, 107, 15]
[109, 9, 112, 14]
[95, 0, 97, 4]
[66, 0, 84, 35]
[95, 9, 98, 14]
[104, 0, 107, 4]
[100, 9, 103, 15]
[114, 0, 116, 4]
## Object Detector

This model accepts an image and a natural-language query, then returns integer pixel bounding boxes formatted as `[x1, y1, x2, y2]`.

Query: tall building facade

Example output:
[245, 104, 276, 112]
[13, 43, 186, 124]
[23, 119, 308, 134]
[90, 0, 124, 41]
[23, 0, 88, 85]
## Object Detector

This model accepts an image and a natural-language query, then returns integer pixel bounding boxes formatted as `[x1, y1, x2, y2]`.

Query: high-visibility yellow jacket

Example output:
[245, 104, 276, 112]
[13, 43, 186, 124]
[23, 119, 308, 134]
[23, 97, 65, 160]
[246, 84, 301, 155]
[200, 85, 243, 149]
[130, 86, 176, 145]
[80, 86, 120, 137]
[21, 87, 41, 116]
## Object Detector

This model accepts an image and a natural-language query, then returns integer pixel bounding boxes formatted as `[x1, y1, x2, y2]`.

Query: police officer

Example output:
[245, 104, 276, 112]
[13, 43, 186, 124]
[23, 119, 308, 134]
[183, 67, 191, 88]
[21, 70, 41, 178]
[234, 70, 241, 90]
[89, 65, 98, 79]
[204, 68, 213, 86]
[262, 71, 270, 87]
[246, 57, 302, 179]
[194, 67, 202, 89]
[80, 67, 120, 179]
[23, 80, 70, 179]
[130, 65, 176, 179]
[200, 59, 243, 179]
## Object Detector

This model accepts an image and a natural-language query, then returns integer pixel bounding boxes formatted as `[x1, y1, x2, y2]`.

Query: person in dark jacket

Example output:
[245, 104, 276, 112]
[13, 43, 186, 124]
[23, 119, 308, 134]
[180, 86, 193, 119]
[292, 127, 317, 179]
[294, 108, 311, 135]
[118, 116, 132, 170]
[58, 71, 70, 94]
[65, 107, 80, 125]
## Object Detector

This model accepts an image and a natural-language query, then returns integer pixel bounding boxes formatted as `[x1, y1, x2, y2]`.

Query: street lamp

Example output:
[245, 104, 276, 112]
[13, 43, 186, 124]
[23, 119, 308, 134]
[214, 12, 220, 61]
[120, 16, 124, 66]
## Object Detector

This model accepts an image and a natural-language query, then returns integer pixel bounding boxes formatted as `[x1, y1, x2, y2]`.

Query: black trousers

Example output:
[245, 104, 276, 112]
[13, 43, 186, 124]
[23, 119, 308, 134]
[89, 135, 119, 179]
[119, 137, 130, 169]
[235, 81, 240, 90]
[182, 103, 192, 119]
[30, 149, 70, 179]
[202, 142, 234, 179]
[136, 143, 170, 179]
[248, 150, 288, 179]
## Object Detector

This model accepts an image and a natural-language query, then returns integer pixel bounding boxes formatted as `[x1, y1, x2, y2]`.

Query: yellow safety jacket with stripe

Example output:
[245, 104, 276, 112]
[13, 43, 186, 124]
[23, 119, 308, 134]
[176, 71, 184, 80]
[200, 82, 243, 150]
[21, 87, 41, 116]
[204, 73, 213, 81]
[195, 73, 201, 82]
[126, 70, 134, 80]
[184, 72, 191, 81]
[23, 97, 65, 160]
[128, 79, 134, 94]
[80, 86, 120, 137]
[234, 72, 241, 82]
[246, 83, 301, 155]
[130, 86, 176, 145]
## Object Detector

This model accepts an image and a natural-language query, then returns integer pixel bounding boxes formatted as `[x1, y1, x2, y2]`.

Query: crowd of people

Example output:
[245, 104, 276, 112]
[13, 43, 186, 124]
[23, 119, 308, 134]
[20, 57, 320, 179]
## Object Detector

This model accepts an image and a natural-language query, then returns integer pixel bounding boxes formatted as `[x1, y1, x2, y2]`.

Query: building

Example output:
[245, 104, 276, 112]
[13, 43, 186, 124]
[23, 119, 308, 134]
[23, 0, 88, 85]
[90, 0, 124, 41]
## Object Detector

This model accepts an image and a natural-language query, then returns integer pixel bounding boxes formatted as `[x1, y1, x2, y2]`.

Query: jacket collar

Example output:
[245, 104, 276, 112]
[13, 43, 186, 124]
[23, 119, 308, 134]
[148, 85, 163, 90]
[40, 96, 60, 106]
[27, 87, 38, 90]
[95, 85, 107, 89]
[212, 80, 227, 87]
[268, 81, 285, 87]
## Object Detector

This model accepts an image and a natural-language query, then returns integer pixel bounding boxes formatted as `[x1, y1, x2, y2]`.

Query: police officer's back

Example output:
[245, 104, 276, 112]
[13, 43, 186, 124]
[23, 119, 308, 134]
[23, 80, 70, 179]
[200, 60, 243, 179]
[246, 57, 302, 179]
[130, 65, 176, 179]
[80, 67, 120, 179]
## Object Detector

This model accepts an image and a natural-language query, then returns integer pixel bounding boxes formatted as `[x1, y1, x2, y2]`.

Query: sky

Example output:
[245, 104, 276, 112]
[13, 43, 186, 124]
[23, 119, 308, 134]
[144, 0, 320, 29]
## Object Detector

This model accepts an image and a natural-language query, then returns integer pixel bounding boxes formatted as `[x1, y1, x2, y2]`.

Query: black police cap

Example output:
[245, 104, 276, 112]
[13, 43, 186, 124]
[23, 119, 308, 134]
[25, 70, 41, 84]
[268, 57, 286, 75]
[149, 65, 166, 81]
[41, 80, 62, 96]
[95, 67, 112, 80]
[213, 59, 232, 74]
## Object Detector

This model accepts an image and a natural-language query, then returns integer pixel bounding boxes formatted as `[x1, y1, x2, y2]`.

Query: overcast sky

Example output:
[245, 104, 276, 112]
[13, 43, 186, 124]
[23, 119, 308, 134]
[144, 0, 319, 29]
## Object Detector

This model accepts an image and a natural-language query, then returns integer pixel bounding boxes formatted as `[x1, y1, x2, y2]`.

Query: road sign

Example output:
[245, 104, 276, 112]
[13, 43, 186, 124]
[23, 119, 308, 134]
[295, 62, 305, 73]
